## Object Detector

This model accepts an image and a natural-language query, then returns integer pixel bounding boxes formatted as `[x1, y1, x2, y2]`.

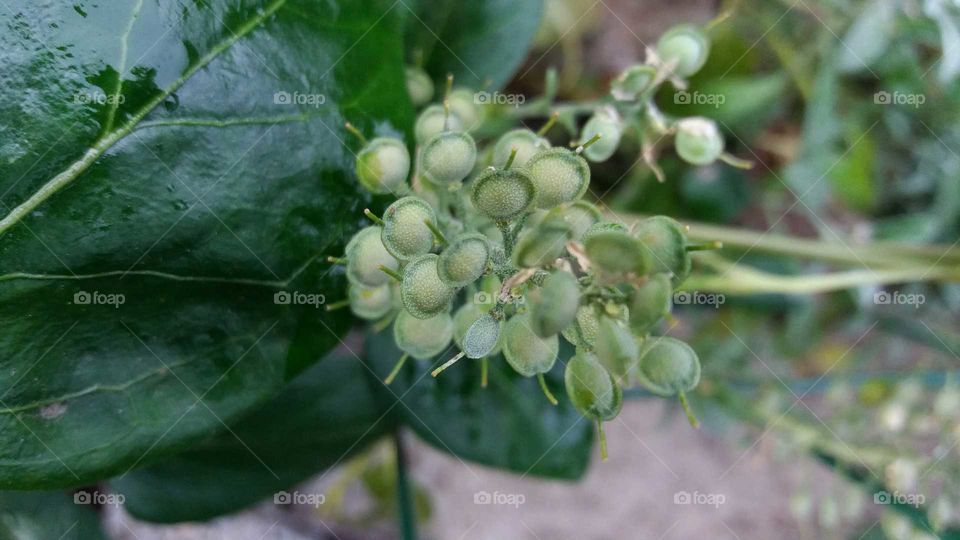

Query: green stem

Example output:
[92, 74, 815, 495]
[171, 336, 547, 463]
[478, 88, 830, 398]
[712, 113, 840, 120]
[481, 357, 489, 388]
[596, 421, 608, 461]
[324, 298, 351, 312]
[379, 265, 403, 282]
[364, 208, 384, 226]
[431, 351, 465, 377]
[424, 220, 447, 246]
[393, 431, 418, 540]
[384, 353, 409, 385]
[537, 373, 558, 406]
[677, 391, 699, 429]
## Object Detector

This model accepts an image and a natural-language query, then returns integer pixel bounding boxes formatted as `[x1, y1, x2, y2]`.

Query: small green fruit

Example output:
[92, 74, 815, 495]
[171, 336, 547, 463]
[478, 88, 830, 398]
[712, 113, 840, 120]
[526, 147, 591, 209]
[463, 313, 502, 359]
[545, 201, 601, 240]
[492, 129, 550, 168]
[581, 221, 627, 244]
[633, 216, 691, 285]
[349, 283, 396, 320]
[675, 117, 724, 166]
[400, 254, 455, 318]
[381, 196, 437, 261]
[628, 273, 673, 333]
[453, 303, 502, 356]
[404, 66, 434, 107]
[415, 105, 464, 144]
[502, 312, 559, 377]
[346, 226, 400, 288]
[580, 107, 622, 162]
[448, 88, 483, 131]
[470, 167, 537, 221]
[595, 316, 639, 379]
[529, 270, 580, 338]
[421, 131, 477, 185]
[610, 64, 657, 101]
[394, 309, 453, 359]
[636, 337, 700, 396]
[656, 25, 710, 78]
[584, 228, 651, 275]
[564, 351, 622, 421]
[356, 137, 410, 194]
[561, 303, 601, 348]
[512, 217, 571, 268]
[438, 233, 490, 287]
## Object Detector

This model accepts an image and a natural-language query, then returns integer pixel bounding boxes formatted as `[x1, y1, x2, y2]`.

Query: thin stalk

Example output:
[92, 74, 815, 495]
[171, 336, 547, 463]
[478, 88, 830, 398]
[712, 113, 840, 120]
[385, 353, 409, 385]
[393, 431, 418, 540]
[481, 358, 489, 388]
[537, 373, 558, 406]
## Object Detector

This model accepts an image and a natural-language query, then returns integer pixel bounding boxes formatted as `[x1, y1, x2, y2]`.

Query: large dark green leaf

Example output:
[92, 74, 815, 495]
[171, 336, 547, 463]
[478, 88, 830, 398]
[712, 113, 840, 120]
[0, 490, 105, 539]
[365, 327, 593, 480]
[403, 0, 543, 89]
[111, 348, 395, 523]
[0, 0, 411, 489]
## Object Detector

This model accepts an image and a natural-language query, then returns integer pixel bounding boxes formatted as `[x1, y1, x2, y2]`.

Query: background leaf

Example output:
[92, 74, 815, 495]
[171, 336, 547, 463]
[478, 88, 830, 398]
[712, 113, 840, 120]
[0, 490, 106, 539]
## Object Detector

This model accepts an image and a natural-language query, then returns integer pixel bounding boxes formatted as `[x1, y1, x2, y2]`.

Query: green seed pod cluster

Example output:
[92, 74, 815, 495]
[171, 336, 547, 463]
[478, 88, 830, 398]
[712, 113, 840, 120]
[340, 68, 724, 457]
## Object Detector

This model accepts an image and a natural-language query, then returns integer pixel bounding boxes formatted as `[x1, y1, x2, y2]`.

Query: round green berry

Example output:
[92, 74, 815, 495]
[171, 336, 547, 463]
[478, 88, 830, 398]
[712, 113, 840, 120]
[512, 218, 571, 268]
[438, 233, 490, 287]
[492, 129, 550, 168]
[584, 228, 651, 275]
[580, 107, 622, 162]
[628, 273, 673, 334]
[355, 137, 410, 194]
[421, 131, 477, 185]
[463, 313, 502, 359]
[453, 303, 502, 356]
[561, 303, 600, 348]
[470, 167, 537, 221]
[502, 312, 559, 377]
[348, 283, 396, 320]
[581, 220, 627, 244]
[635, 337, 700, 396]
[529, 270, 580, 338]
[633, 216, 691, 285]
[526, 148, 591, 209]
[448, 88, 483, 131]
[404, 66, 434, 107]
[400, 254, 455, 319]
[675, 117, 724, 166]
[610, 64, 657, 101]
[346, 226, 400, 288]
[381, 196, 437, 261]
[595, 315, 638, 379]
[394, 309, 453, 360]
[546, 201, 602, 240]
[656, 24, 710, 78]
[564, 351, 622, 421]
[415, 105, 464, 145]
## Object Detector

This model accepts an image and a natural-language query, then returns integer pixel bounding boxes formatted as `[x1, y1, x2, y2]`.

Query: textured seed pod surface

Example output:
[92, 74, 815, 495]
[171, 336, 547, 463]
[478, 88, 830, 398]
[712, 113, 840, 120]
[636, 337, 701, 396]
[470, 167, 537, 221]
[400, 254, 455, 318]
[395, 310, 454, 360]
[356, 137, 410, 194]
[382, 197, 437, 261]
[347, 226, 399, 288]
[530, 270, 581, 337]
[527, 148, 591, 209]
[421, 131, 477, 185]
[438, 233, 490, 287]
[492, 129, 550, 168]
[564, 351, 623, 421]
[502, 312, 560, 377]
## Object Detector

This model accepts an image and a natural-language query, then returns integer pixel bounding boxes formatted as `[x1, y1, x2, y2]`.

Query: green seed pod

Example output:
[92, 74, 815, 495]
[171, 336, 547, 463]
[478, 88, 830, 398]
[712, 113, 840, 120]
[453, 303, 502, 356]
[675, 117, 724, 166]
[470, 167, 537, 221]
[400, 254, 455, 319]
[394, 310, 453, 360]
[381, 196, 437, 261]
[404, 66, 434, 107]
[564, 351, 622, 421]
[610, 64, 657, 101]
[562, 303, 628, 349]
[583, 228, 651, 275]
[526, 148, 591, 209]
[545, 201, 602, 240]
[502, 312, 559, 377]
[348, 283, 395, 320]
[636, 337, 700, 396]
[492, 129, 550, 168]
[346, 226, 400, 288]
[421, 131, 477, 185]
[580, 221, 627, 245]
[355, 137, 410, 194]
[580, 107, 622, 162]
[529, 270, 580, 338]
[448, 88, 483, 131]
[512, 217, 571, 268]
[656, 24, 710, 78]
[633, 216, 691, 285]
[595, 316, 638, 379]
[628, 273, 673, 334]
[438, 233, 490, 287]
[463, 313, 502, 359]
[414, 104, 464, 144]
